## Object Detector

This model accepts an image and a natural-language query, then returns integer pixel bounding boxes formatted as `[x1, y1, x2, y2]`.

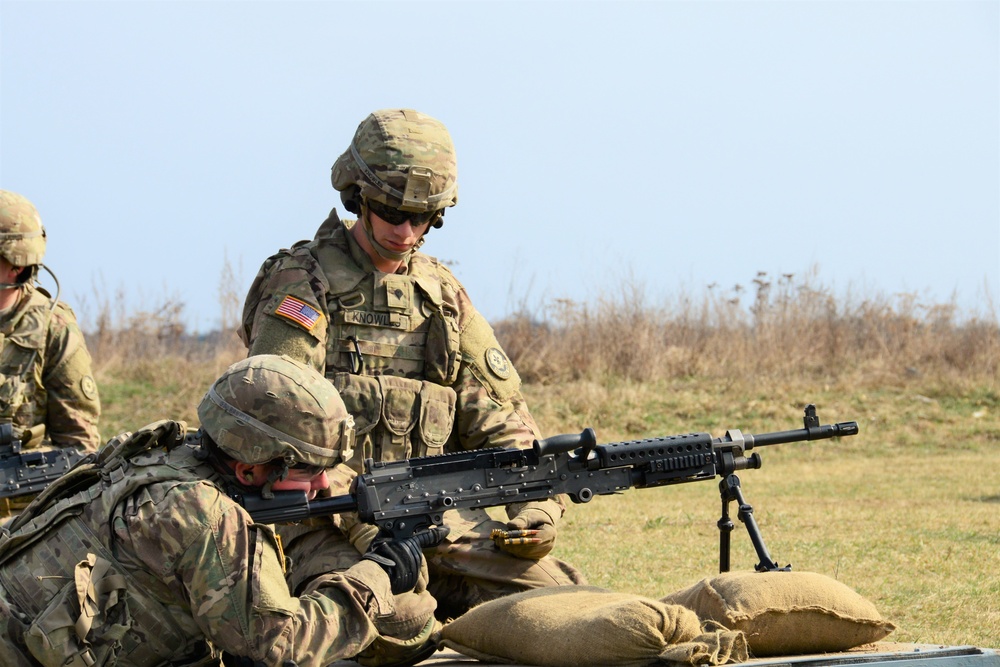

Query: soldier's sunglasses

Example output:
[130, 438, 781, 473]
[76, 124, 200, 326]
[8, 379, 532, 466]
[367, 199, 437, 227]
[287, 463, 327, 476]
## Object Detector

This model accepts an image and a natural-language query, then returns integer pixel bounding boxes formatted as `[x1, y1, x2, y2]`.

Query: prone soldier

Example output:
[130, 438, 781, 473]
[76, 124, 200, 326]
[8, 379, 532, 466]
[0, 354, 443, 666]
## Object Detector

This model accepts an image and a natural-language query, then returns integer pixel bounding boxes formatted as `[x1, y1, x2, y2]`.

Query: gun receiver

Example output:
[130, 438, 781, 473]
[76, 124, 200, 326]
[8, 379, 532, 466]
[240, 404, 858, 572]
[0, 422, 84, 500]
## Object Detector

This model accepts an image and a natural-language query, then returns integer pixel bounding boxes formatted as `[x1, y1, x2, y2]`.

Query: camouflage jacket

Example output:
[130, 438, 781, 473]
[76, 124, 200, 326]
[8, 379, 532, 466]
[240, 211, 541, 466]
[0, 421, 394, 667]
[0, 284, 100, 451]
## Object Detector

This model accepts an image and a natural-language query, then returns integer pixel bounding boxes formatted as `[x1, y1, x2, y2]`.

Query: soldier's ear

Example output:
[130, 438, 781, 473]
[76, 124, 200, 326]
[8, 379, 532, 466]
[234, 462, 263, 486]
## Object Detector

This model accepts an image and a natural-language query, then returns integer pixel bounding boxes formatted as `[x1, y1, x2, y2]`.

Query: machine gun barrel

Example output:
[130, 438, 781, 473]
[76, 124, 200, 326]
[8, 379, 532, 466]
[740, 419, 858, 448]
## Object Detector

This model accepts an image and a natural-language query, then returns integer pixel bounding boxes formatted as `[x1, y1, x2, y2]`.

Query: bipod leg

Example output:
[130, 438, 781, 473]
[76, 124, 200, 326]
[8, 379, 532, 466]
[717, 477, 735, 573]
[720, 474, 790, 572]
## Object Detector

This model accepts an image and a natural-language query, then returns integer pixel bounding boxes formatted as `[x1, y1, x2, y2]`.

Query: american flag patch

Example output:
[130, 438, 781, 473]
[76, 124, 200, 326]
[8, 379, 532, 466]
[275, 295, 321, 331]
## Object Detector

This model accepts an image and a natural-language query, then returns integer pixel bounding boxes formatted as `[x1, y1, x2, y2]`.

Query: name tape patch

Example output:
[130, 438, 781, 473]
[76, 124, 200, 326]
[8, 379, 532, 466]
[340, 310, 406, 329]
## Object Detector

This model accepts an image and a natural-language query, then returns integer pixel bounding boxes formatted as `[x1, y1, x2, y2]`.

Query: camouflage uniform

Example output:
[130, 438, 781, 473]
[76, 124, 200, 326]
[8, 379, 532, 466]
[0, 190, 100, 519]
[240, 110, 585, 627]
[0, 357, 399, 667]
[0, 283, 100, 451]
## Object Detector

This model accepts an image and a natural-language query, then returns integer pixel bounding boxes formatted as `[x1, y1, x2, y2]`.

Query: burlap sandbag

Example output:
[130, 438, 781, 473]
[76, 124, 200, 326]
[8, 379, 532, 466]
[438, 585, 748, 667]
[661, 571, 896, 656]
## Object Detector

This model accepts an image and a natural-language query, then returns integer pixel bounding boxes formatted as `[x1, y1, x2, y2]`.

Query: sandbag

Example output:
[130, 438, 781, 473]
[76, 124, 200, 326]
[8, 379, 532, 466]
[438, 585, 748, 667]
[661, 571, 896, 656]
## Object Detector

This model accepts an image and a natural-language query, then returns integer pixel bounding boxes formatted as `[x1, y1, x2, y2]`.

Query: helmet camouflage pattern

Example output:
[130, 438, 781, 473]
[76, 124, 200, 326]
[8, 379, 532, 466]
[0, 190, 46, 267]
[331, 108, 458, 214]
[197, 355, 355, 467]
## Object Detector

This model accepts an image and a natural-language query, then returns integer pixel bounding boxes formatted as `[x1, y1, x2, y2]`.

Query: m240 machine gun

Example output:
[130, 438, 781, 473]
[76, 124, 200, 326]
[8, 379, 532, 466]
[239, 404, 858, 572]
[0, 422, 83, 500]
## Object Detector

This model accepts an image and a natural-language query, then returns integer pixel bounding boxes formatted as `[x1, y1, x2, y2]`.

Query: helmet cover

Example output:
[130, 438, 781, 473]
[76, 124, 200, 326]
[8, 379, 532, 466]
[331, 109, 458, 213]
[197, 355, 355, 467]
[0, 190, 46, 267]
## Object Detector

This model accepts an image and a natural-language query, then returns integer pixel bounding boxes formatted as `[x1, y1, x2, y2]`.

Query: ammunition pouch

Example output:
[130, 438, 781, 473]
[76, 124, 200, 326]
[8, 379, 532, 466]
[0, 373, 27, 425]
[423, 306, 460, 386]
[333, 374, 456, 470]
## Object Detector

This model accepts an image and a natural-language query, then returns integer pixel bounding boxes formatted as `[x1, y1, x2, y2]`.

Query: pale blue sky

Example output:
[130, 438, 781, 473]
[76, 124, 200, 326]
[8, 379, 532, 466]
[2, 1, 997, 333]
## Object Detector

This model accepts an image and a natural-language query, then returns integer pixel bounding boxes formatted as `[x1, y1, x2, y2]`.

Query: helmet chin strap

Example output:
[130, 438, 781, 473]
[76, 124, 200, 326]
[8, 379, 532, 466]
[360, 200, 423, 262]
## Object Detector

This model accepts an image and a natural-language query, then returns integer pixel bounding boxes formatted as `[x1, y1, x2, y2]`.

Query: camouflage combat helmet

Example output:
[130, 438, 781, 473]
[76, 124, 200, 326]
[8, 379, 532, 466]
[331, 108, 459, 218]
[0, 190, 47, 269]
[197, 354, 355, 467]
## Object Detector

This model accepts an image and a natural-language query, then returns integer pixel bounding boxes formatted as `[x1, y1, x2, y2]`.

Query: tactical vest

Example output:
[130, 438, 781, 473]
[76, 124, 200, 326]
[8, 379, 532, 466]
[0, 421, 218, 667]
[303, 218, 462, 470]
[0, 287, 55, 435]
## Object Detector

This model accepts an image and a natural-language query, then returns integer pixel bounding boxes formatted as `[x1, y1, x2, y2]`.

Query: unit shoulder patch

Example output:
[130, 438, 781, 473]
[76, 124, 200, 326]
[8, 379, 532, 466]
[484, 347, 512, 380]
[80, 375, 99, 401]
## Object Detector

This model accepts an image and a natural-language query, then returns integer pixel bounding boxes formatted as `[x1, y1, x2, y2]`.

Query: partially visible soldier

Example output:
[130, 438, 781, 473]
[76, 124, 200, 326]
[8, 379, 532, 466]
[240, 108, 586, 636]
[0, 191, 100, 449]
[0, 190, 100, 517]
[0, 354, 444, 667]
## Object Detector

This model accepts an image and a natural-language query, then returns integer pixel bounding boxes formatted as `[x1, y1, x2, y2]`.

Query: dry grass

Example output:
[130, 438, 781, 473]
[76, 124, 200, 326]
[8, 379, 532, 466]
[83, 269, 1000, 647]
[77, 259, 247, 436]
[497, 269, 998, 392]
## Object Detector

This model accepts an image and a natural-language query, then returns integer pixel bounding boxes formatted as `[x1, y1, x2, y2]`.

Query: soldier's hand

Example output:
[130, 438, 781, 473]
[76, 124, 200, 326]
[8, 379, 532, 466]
[362, 526, 449, 595]
[494, 503, 558, 559]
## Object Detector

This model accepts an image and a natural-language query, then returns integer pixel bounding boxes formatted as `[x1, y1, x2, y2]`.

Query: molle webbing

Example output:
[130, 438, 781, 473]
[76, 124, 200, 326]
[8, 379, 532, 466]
[334, 337, 428, 362]
[0, 287, 54, 424]
[316, 237, 456, 380]
[0, 437, 208, 665]
[0, 504, 196, 664]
